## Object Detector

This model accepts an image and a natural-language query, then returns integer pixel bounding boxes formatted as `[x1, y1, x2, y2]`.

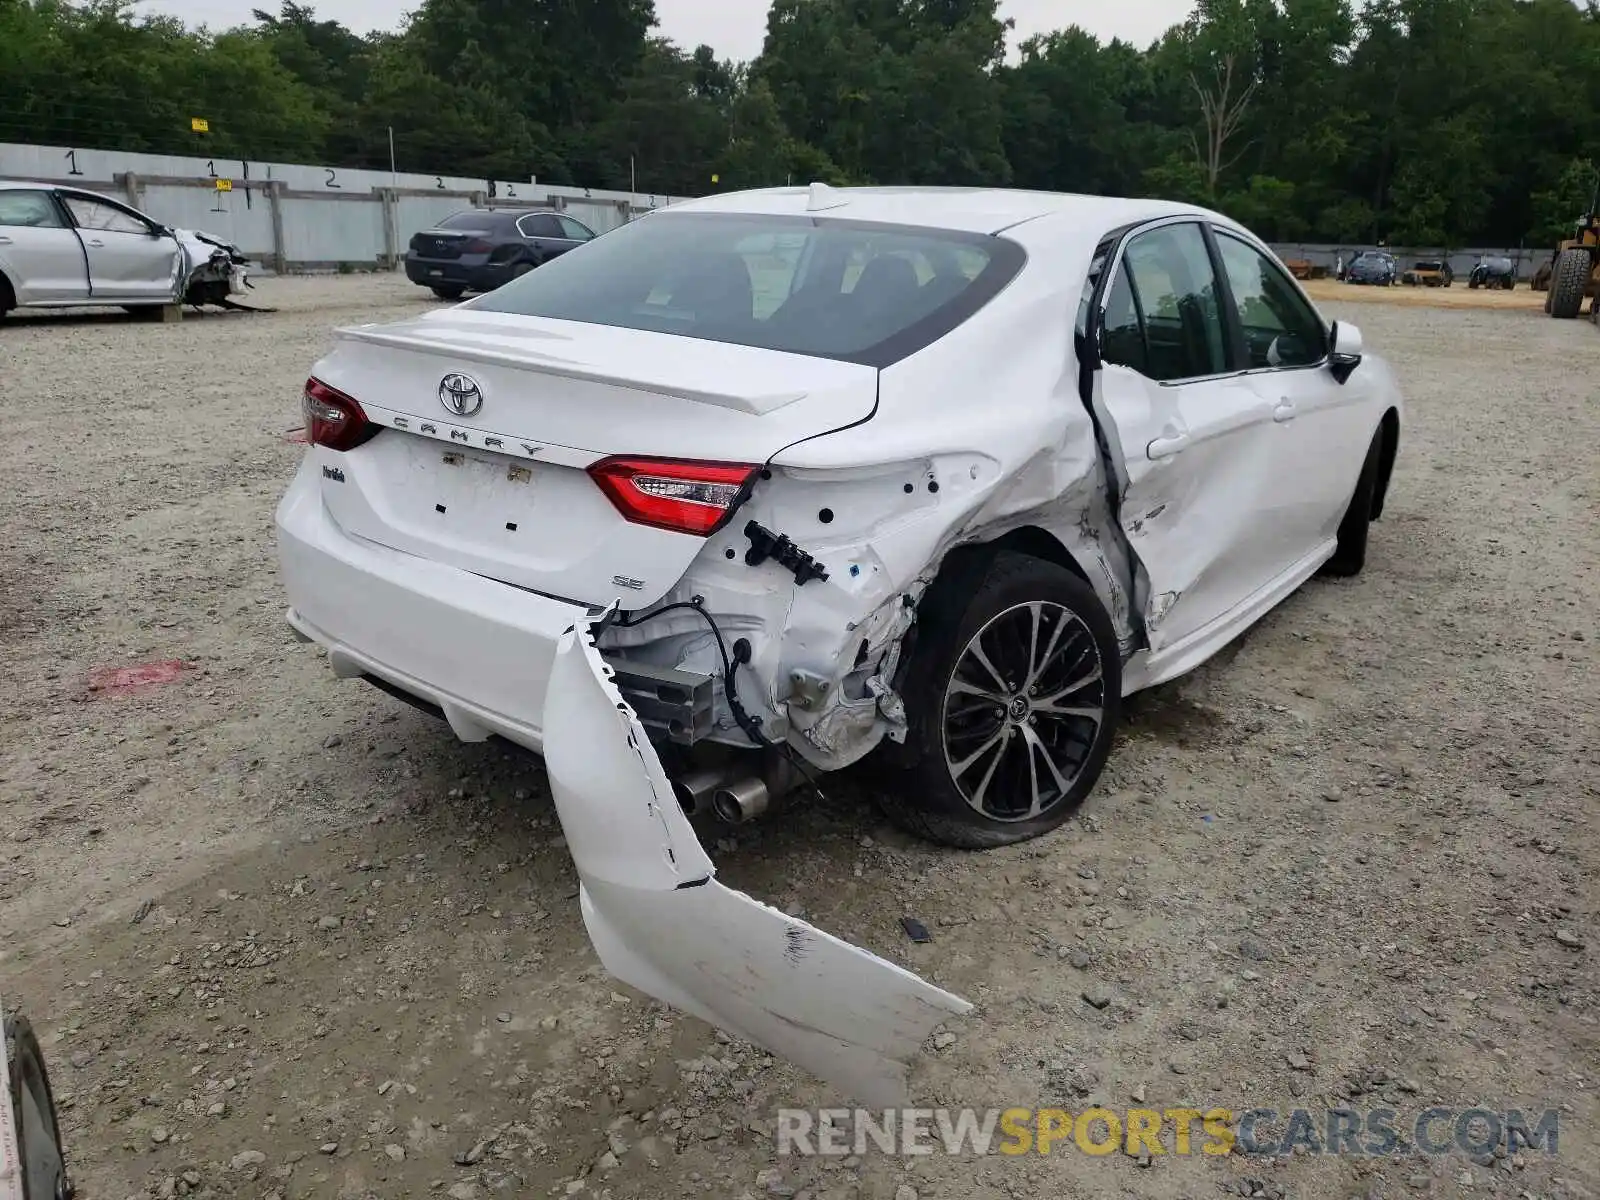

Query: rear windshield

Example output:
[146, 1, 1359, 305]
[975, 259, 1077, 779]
[437, 210, 492, 229]
[468, 211, 1025, 367]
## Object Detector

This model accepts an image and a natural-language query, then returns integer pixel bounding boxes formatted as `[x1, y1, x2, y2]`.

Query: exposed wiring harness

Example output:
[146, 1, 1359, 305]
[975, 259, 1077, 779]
[608, 596, 826, 801]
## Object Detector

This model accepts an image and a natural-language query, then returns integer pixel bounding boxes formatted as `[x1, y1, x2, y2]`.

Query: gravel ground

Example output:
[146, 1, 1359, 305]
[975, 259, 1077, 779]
[1, 274, 1595, 1200]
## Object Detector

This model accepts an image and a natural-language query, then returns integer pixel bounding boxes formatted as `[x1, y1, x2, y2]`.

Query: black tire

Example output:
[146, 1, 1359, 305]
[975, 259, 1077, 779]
[511, 261, 535, 280]
[878, 552, 1122, 849]
[6, 1011, 72, 1200]
[0, 273, 14, 320]
[1321, 431, 1383, 578]
[1548, 248, 1590, 319]
[1468, 277, 1480, 290]
[431, 285, 465, 301]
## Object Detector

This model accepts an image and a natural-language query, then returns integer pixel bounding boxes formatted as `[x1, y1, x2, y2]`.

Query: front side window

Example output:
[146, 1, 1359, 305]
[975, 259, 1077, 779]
[63, 195, 149, 235]
[472, 211, 1025, 367]
[1116, 223, 1228, 382]
[0, 191, 63, 229]
[1214, 233, 1327, 369]
[558, 215, 595, 241]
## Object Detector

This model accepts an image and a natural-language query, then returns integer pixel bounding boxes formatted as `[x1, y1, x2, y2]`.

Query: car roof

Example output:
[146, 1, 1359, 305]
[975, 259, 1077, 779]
[667, 185, 1201, 236]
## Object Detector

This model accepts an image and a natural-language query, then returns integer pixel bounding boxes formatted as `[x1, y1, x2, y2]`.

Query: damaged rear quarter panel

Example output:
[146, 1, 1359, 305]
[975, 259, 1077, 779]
[543, 615, 973, 1106]
[753, 239, 1136, 760]
[602, 224, 1137, 769]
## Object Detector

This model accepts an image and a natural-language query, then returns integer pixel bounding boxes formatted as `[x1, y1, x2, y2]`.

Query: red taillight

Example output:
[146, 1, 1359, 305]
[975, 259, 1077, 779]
[588, 456, 759, 536]
[463, 238, 493, 254]
[303, 378, 379, 452]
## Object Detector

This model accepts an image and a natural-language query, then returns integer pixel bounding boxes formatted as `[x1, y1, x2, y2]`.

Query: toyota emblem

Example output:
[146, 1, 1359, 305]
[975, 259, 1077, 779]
[439, 373, 484, 417]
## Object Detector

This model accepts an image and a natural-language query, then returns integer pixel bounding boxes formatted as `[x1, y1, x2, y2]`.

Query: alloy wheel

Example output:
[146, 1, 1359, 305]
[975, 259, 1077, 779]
[940, 601, 1106, 822]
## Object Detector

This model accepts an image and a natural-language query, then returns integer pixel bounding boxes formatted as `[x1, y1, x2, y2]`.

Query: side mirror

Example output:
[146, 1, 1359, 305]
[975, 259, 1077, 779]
[1329, 320, 1363, 384]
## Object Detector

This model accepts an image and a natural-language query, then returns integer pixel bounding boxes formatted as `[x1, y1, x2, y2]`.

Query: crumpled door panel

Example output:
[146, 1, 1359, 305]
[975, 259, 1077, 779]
[543, 614, 973, 1107]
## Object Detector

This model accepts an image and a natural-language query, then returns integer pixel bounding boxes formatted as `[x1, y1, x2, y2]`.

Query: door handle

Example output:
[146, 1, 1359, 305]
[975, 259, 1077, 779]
[0, 235, 11, 245]
[1273, 399, 1297, 423]
[1147, 431, 1190, 459]
[87, 238, 105, 248]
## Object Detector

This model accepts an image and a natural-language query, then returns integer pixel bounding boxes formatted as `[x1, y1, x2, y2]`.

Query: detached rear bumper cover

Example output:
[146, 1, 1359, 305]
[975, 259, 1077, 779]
[544, 614, 973, 1106]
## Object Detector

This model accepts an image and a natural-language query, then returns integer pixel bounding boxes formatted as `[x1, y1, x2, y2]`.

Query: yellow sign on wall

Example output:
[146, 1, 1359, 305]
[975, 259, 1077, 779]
[214, 178, 233, 192]
[191, 117, 210, 132]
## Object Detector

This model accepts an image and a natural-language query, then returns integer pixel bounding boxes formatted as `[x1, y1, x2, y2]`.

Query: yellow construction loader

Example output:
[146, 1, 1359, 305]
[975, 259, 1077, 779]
[1535, 186, 1600, 319]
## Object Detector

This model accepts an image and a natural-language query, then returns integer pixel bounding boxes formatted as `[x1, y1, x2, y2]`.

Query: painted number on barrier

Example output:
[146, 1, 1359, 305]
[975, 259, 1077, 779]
[64, 149, 84, 176]
[436, 176, 445, 189]
[206, 160, 218, 178]
[325, 168, 341, 189]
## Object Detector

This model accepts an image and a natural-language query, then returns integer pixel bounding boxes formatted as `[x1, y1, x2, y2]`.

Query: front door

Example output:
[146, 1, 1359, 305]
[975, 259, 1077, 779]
[1087, 220, 1283, 656]
[0, 189, 89, 303]
[60, 192, 181, 301]
[1210, 229, 1380, 564]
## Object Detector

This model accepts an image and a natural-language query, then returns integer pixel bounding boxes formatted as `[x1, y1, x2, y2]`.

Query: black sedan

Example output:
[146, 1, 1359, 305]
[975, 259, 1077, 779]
[1346, 251, 1397, 286]
[405, 207, 598, 300]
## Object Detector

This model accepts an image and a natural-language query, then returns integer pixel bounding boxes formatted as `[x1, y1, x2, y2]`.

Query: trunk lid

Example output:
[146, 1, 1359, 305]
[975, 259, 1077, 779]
[311, 306, 878, 607]
[409, 229, 479, 259]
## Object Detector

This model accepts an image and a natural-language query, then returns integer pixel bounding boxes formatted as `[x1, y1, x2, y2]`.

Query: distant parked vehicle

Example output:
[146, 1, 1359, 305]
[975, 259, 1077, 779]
[1468, 256, 1516, 290]
[0, 181, 251, 319]
[1345, 250, 1397, 286]
[1401, 259, 1453, 287]
[405, 207, 598, 300]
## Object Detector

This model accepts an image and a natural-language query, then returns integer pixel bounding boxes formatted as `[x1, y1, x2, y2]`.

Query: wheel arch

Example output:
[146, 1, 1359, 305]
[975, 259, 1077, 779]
[1371, 407, 1401, 521]
[0, 267, 15, 311]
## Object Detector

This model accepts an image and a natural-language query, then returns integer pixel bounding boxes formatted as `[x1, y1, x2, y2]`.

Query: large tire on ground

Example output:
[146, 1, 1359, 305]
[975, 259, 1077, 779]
[5, 1010, 72, 1200]
[431, 285, 465, 301]
[1320, 430, 1383, 578]
[1548, 248, 1591, 319]
[877, 552, 1122, 849]
[0, 273, 13, 321]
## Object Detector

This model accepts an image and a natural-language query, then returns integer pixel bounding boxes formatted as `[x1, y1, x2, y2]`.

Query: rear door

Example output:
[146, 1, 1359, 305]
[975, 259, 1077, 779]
[1086, 219, 1283, 655]
[0, 189, 89, 303]
[59, 192, 180, 301]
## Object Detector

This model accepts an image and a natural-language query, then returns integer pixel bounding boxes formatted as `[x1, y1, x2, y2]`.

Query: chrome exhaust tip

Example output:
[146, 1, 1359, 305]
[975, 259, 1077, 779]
[711, 776, 771, 824]
[672, 764, 735, 817]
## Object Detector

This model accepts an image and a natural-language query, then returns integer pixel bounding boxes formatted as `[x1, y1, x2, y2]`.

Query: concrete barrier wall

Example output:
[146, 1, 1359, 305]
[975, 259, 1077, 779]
[0, 142, 690, 271]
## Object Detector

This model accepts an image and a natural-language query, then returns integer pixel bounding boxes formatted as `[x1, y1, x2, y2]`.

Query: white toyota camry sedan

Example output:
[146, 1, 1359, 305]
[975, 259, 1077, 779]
[276, 184, 1402, 1102]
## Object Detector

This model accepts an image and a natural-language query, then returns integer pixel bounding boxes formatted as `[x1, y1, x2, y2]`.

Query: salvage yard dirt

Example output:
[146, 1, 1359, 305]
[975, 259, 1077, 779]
[1301, 278, 1551, 311]
[2, 275, 1595, 1200]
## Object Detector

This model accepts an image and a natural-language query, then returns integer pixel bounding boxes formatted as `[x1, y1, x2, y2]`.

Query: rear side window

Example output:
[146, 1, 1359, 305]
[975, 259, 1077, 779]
[0, 191, 63, 228]
[471, 211, 1026, 367]
[1100, 261, 1148, 376]
[1118, 223, 1228, 382]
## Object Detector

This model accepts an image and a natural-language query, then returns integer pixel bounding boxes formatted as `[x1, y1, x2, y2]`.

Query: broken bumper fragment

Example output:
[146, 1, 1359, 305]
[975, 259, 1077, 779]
[543, 613, 974, 1106]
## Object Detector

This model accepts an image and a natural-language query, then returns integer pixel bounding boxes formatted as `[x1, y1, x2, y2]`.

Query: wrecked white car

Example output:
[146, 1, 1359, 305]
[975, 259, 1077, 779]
[0, 181, 253, 318]
[275, 184, 1402, 1100]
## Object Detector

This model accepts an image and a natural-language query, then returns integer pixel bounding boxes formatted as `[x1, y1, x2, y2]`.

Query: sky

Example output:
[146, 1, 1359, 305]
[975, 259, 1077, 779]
[145, 0, 1194, 58]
